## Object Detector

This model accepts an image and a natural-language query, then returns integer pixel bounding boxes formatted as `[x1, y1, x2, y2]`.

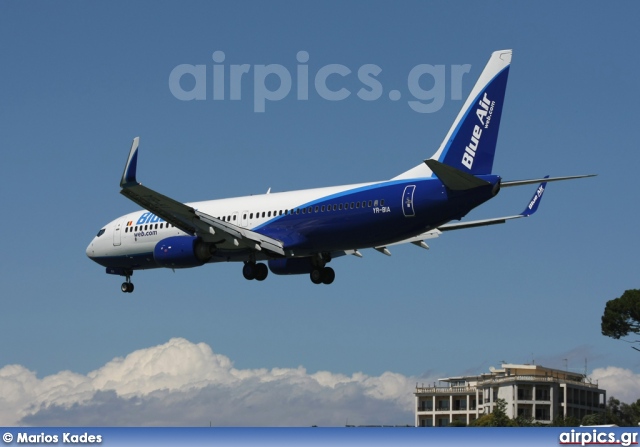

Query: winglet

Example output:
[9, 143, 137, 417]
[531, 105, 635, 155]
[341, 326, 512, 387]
[521, 176, 549, 216]
[120, 137, 140, 188]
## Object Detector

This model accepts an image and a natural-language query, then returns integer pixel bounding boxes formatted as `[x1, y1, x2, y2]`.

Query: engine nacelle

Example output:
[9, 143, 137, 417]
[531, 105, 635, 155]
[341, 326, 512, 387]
[268, 258, 314, 275]
[154, 236, 214, 268]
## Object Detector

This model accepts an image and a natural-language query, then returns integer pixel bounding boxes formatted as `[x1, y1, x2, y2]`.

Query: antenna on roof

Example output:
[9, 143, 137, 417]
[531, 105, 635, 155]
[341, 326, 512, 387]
[584, 358, 588, 376]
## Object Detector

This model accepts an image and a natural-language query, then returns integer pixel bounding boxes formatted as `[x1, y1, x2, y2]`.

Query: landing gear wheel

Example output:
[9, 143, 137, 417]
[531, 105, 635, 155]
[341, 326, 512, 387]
[321, 267, 335, 285]
[121, 282, 134, 293]
[242, 263, 256, 280]
[310, 268, 323, 284]
[255, 263, 268, 281]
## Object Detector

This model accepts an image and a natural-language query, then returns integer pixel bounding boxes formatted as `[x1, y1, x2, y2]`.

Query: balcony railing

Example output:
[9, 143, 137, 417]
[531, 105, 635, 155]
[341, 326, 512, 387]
[476, 375, 599, 389]
[417, 375, 600, 394]
[415, 386, 477, 394]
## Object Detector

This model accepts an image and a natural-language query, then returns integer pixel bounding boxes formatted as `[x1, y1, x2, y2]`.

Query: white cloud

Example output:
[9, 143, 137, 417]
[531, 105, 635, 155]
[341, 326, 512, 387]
[0, 338, 425, 426]
[590, 366, 640, 403]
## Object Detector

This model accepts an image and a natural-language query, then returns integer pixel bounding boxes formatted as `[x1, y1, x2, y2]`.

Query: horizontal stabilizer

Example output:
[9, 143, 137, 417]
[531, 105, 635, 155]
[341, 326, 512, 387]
[502, 174, 596, 187]
[425, 159, 490, 191]
[440, 177, 549, 231]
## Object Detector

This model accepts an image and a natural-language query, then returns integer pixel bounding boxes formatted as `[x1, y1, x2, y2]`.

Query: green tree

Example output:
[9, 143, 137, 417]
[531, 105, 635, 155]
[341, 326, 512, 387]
[513, 414, 537, 427]
[609, 397, 640, 426]
[551, 415, 580, 427]
[601, 289, 640, 351]
[469, 414, 493, 427]
[581, 413, 605, 426]
[491, 399, 512, 427]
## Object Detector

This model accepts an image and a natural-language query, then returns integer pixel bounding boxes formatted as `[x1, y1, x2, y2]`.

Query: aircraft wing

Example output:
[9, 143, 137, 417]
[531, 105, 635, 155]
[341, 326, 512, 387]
[119, 138, 285, 256]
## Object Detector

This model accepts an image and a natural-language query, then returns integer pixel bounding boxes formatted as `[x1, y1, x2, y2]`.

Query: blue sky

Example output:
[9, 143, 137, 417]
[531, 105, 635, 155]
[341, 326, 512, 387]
[1, 1, 639, 425]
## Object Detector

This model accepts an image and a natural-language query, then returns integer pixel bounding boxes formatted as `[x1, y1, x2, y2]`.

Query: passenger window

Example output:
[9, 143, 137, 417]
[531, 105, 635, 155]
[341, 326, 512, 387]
[262, 212, 265, 218]
[339, 204, 343, 210]
[350, 202, 354, 209]
[381, 199, 385, 206]
[356, 202, 360, 208]
[333, 204, 337, 211]
[233, 215, 236, 221]
[321, 205, 325, 212]
[368, 200, 372, 207]
[314, 206, 319, 212]
[155, 224, 158, 229]
[268, 211, 271, 217]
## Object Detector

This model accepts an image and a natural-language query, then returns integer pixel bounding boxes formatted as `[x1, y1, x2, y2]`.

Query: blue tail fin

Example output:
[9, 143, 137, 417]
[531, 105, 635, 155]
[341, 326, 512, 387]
[395, 50, 512, 179]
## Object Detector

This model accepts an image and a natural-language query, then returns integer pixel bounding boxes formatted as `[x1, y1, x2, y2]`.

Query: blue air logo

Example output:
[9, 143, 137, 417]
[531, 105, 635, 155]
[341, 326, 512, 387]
[528, 184, 545, 211]
[136, 212, 165, 225]
[461, 92, 495, 170]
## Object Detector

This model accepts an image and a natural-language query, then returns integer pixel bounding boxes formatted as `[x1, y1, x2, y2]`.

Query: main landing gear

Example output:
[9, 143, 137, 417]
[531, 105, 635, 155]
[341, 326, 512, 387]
[121, 274, 134, 293]
[310, 267, 335, 285]
[242, 262, 269, 281]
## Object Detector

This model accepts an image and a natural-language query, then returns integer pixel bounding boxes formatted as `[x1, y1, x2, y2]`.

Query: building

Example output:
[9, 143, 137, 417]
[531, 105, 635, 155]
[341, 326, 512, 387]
[415, 363, 606, 426]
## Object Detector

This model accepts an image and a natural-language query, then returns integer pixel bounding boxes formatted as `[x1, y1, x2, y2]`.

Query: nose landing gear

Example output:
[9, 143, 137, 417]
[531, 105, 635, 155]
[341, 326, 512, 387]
[121, 274, 134, 293]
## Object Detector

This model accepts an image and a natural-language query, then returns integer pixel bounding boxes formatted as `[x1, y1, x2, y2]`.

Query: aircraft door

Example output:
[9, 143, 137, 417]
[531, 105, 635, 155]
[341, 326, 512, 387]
[113, 222, 122, 246]
[402, 185, 416, 217]
[241, 211, 249, 227]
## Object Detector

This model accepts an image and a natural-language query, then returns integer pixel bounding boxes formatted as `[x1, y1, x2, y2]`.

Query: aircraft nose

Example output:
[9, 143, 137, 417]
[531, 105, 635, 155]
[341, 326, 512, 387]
[86, 240, 95, 260]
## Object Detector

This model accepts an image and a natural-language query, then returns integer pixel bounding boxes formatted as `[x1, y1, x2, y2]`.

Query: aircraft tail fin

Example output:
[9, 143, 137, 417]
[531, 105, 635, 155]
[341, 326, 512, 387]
[394, 50, 512, 179]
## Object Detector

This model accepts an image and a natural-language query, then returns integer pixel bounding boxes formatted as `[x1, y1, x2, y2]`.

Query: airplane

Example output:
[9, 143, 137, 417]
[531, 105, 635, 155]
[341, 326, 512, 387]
[86, 49, 594, 292]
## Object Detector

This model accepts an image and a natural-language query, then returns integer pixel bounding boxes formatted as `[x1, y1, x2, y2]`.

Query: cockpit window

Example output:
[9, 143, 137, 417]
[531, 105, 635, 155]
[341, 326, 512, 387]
[96, 229, 106, 237]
